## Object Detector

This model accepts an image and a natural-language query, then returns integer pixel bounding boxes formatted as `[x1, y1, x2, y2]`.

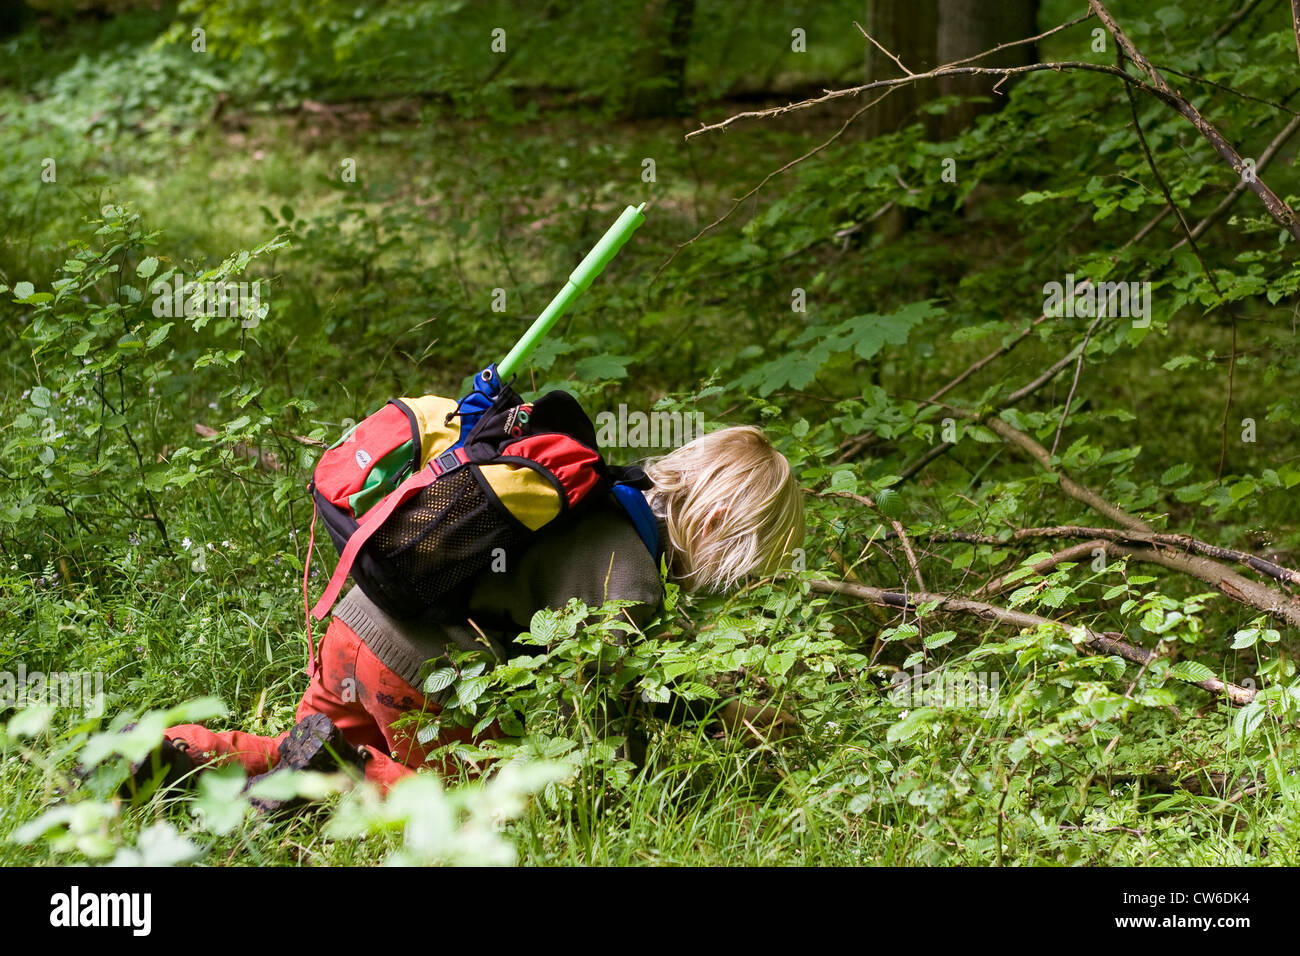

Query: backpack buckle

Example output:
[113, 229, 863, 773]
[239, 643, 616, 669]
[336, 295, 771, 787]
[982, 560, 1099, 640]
[434, 449, 463, 474]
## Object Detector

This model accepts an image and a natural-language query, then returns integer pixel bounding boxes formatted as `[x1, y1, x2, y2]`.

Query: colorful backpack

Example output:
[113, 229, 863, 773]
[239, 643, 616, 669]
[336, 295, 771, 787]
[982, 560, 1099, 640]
[304, 368, 655, 645]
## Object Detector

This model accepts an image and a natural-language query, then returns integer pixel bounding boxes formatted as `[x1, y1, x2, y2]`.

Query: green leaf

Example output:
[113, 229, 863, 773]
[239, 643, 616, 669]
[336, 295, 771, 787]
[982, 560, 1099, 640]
[574, 354, 633, 380]
[875, 488, 901, 518]
[923, 630, 956, 650]
[147, 323, 173, 348]
[1232, 700, 1266, 739]
[12, 281, 35, 300]
[886, 707, 938, 743]
[192, 766, 250, 835]
[454, 675, 492, 707]
[136, 256, 160, 279]
[828, 469, 858, 494]
[7, 705, 56, 738]
[112, 822, 204, 867]
[1168, 661, 1216, 684]
[764, 650, 796, 676]
[424, 668, 457, 695]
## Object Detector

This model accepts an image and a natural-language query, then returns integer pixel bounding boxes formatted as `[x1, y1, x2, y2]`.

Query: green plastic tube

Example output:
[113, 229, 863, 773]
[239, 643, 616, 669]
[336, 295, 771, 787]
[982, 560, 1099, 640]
[498, 202, 646, 379]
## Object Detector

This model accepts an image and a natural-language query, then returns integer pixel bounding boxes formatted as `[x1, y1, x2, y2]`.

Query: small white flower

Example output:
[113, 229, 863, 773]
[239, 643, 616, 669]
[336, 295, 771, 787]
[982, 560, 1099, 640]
[181, 537, 192, 550]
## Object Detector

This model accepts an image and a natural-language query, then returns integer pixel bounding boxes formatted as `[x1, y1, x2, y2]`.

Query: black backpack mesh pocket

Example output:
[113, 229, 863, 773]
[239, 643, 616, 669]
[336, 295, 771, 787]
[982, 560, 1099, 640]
[369, 466, 529, 608]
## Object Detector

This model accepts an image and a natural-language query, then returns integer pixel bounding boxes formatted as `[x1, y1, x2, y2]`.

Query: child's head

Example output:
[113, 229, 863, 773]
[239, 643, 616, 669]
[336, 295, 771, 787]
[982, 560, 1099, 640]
[644, 426, 804, 594]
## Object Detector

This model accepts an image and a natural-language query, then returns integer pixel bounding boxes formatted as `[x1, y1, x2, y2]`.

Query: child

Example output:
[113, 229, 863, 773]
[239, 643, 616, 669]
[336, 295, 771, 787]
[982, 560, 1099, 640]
[147, 424, 804, 801]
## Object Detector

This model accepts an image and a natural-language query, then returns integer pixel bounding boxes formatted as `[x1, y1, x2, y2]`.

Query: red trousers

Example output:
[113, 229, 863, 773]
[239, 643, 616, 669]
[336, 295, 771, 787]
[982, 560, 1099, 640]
[167, 617, 500, 790]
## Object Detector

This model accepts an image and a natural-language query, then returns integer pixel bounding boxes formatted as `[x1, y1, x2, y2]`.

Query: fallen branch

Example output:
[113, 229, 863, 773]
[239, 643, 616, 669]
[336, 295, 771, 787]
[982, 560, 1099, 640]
[970, 416, 1300, 628]
[903, 410, 1300, 629]
[977, 540, 1106, 596]
[1110, 767, 1260, 798]
[907, 529, 1300, 628]
[938, 525, 1300, 589]
[810, 578, 1256, 705]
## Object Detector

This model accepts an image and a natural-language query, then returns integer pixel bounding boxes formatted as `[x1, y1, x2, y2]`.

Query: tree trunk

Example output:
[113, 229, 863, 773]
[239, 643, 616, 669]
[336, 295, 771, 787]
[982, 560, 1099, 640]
[935, 0, 1040, 140]
[862, 0, 939, 140]
[623, 0, 697, 119]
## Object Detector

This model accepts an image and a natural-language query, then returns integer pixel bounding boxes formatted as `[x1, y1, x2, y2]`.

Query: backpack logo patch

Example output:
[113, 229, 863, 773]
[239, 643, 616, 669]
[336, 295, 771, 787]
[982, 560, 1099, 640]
[355, 449, 372, 469]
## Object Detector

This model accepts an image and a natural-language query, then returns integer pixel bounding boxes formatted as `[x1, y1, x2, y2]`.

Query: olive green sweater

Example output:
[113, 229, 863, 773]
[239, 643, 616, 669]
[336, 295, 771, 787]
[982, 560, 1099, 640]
[332, 498, 666, 688]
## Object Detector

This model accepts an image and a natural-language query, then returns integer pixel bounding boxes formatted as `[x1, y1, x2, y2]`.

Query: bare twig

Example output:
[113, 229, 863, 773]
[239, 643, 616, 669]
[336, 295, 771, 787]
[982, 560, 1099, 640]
[1172, 112, 1300, 250]
[1292, 0, 1300, 69]
[655, 87, 899, 281]
[686, 60, 1147, 141]
[1090, 0, 1300, 239]
[855, 20, 913, 76]
[1048, 314, 1104, 457]
[830, 491, 926, 592]
[687, 13, 1103, 140]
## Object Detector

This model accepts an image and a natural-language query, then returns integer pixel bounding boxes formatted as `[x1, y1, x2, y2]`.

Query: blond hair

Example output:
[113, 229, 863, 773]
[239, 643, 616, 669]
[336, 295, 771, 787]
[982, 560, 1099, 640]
[643, 426, 804, 593]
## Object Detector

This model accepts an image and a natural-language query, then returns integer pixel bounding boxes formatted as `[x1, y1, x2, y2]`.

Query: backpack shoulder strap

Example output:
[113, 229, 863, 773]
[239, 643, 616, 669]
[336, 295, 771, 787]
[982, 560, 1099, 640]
[610, 478, 659, 560]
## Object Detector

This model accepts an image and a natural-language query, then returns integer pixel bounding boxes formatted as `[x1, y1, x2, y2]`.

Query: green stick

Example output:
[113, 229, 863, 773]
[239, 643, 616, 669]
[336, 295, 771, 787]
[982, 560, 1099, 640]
[497, 202, 646, 379]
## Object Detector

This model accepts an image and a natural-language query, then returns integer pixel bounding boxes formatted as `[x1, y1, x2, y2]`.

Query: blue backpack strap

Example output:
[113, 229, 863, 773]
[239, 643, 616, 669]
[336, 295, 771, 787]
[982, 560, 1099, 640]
[611, 482, 659, 560]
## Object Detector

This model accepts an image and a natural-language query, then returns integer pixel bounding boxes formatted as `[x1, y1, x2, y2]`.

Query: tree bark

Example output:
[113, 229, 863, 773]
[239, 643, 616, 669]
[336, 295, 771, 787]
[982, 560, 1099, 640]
[935, 0, 1040, 140]
[862, 0, 939, 139]
[624, 0, 696, 119]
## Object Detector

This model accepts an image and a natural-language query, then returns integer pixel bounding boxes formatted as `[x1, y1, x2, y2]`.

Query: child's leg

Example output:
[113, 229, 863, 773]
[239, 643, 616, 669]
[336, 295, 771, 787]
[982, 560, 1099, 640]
[160, 725, 284, 775]
[295, 617, 390, 757]
[164, 618, 387, 775]
[349, 639, 505, 787]
[341, 638, 430, 787]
